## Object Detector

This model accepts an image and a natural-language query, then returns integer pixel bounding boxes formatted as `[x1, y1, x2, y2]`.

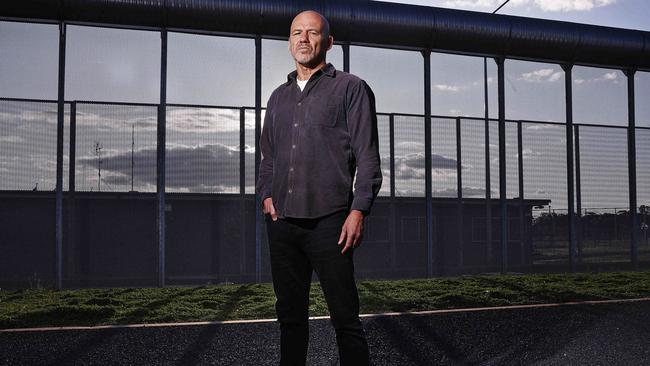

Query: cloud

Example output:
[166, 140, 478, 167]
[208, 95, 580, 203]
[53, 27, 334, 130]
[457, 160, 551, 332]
[393, 152, 470, 181]
[525, 123, 558, 130]
[76, 106, 242, 133]
[440, 0, 616, 12]
[396, 152, 459, 171]
[77, 142, 247, 193]
[520, 148, 542, 159]
[603, 72, 617, 80]
[167, 107, 242, 133]
[433, 84, 461, 92]
[0, 109, 59, 128]
[441, 0, 524, 8]
[534, 0, 616, 12]
[519, 68, 563, 83]
[574, 71, 620, 84]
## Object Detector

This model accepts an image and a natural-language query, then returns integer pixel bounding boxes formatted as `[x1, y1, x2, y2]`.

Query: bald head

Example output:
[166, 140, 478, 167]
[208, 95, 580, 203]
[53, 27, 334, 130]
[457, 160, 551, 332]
[288, 10, 334, 69]
[291, 10, 330, 39]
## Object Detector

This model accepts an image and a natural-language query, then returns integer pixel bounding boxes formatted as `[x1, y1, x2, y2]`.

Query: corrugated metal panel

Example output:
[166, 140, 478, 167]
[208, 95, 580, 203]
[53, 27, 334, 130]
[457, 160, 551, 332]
[1, 0, 648, 70]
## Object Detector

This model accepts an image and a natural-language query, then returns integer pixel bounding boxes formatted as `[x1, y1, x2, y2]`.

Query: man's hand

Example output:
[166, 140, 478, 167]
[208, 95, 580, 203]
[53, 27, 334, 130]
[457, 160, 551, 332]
[262, 197, 278, 221]
[338, 210, 364, 254]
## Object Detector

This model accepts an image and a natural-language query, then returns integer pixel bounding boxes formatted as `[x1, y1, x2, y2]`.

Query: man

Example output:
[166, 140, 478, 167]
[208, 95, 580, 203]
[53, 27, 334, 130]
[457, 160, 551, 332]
[256, 9, 382, 366]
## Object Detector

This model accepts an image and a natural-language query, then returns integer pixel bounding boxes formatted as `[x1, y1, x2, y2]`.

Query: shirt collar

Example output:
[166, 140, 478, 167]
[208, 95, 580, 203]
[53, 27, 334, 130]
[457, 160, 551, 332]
[286, 62, 336, 85]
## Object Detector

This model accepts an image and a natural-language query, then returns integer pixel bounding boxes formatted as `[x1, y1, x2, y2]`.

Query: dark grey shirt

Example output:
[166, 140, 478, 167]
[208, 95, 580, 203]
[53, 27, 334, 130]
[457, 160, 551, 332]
[256, 62, 382, 219]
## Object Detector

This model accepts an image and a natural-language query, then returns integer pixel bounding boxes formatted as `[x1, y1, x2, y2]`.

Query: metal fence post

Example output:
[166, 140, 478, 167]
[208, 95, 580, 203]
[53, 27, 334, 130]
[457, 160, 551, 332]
[240, 107, 247, 276]
[495, 57, 508, 274]
[254, 35, 262, 283]
[423, 49, 434, 277]
[55, 22, 67, 290]
[561, 64, 577, 272]
[456, 117, 463, 267]
[483, 58, 493, 266]
[389, 113, 396, 271]
[157, 29, 168, 287]
[625, 69, 639, 270]
[67, 102, 77, 282]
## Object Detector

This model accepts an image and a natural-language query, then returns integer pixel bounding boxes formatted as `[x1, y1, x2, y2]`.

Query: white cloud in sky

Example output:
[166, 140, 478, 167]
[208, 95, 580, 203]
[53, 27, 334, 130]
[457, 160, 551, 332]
[167, 107, 240, 133]
[534, 0, 616, 12]
[574, 71, 619, 84]
[520, 148, 543, 159]
[603, 71, 617, 80]
[440, 0, 616, 12]
[518, 68, 563, 82]
[525, 123, 557, 130]
[441, 0, 526, 8]
[433, 84, 461, 92]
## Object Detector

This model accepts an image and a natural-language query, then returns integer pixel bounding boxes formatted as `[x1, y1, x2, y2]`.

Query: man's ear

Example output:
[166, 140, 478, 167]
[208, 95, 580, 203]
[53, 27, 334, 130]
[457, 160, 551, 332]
[327, 35, 334, 51]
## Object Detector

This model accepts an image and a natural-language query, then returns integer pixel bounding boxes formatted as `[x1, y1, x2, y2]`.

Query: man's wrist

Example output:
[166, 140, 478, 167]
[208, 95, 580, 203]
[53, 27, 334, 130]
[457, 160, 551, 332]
[351, 209, 365, 217]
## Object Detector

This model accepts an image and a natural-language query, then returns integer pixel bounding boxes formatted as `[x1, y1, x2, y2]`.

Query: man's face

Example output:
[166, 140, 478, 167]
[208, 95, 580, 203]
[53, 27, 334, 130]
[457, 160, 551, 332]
[289, 12, 333, 67]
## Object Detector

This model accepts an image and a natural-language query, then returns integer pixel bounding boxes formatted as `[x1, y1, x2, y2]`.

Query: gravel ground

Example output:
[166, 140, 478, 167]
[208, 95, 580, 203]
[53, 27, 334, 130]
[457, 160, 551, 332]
[1, 300, 649, 365]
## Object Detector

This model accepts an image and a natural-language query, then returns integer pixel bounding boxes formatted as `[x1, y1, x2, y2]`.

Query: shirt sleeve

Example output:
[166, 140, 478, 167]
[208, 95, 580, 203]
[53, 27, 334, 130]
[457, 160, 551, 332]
[256, 90, 277, 203]
[347, 79, 383, 215]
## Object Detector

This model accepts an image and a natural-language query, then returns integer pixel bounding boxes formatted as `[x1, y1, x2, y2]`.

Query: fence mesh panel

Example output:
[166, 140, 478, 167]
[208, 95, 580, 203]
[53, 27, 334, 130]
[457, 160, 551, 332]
[0, 100, 69, 191]
[394, 115, 425, 197]
[75, 103, 157, 193]
[431, 117, 457, 198]
[578, 126, 630, 264]
[166, 106, 241, 193]
[522, 122, 568, 267]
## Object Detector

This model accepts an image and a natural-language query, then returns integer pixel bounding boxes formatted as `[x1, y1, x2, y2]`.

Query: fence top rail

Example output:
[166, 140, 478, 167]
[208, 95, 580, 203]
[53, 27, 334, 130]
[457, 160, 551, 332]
[167, 103, 254, 110]
[3, 96, 649, 130]
[71, 100, 159, 108]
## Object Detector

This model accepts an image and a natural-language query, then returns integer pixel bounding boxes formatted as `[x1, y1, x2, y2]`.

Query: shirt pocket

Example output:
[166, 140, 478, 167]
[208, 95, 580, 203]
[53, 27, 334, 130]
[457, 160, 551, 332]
[309, 95, 343, 127]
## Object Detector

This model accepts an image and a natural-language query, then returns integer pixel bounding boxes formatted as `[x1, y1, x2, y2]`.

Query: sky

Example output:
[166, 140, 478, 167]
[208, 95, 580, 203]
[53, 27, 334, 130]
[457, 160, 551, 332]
[380, 0, 650, 32]
[0, 0, 649, 212]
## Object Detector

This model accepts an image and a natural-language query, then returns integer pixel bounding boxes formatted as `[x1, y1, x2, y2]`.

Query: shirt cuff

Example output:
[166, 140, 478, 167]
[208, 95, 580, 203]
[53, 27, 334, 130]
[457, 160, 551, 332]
[350, 197, 373, 216]
[257, 185, 273, 202]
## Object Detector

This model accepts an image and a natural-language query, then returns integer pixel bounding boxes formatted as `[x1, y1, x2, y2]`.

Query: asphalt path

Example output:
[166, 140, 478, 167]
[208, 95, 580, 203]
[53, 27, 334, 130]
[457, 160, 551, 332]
[2, 299, 649, 365]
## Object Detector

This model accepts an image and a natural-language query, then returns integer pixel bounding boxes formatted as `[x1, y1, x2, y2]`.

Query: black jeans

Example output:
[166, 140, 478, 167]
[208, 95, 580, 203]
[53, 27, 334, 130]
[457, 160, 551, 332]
[264, 209, 370, 366]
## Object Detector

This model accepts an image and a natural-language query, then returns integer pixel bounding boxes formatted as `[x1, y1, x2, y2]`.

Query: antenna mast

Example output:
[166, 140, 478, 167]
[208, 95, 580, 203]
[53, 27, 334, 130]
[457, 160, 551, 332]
[94, 141, 103, 192]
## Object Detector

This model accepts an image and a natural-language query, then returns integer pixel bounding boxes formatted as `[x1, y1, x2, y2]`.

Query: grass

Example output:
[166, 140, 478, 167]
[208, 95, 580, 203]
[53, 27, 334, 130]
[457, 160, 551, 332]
[2, 270, 650, 329]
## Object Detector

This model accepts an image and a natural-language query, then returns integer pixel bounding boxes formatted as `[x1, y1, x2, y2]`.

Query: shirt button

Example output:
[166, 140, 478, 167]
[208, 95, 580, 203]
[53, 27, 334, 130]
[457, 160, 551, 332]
[288, 189, 293, 194]
[292, 144, 296, 149]
[289, 167, 294, 172]
[294, 123, 298, 127]
[297, 102, 302, 106]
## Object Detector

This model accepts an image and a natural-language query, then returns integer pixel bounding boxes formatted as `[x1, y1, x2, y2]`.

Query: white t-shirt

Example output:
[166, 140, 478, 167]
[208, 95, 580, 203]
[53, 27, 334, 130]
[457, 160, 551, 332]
[297, 78, 308, 91]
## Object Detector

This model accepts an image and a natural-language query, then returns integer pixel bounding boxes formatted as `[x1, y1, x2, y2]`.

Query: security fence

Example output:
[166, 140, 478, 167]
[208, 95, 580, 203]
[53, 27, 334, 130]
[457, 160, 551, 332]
[0, 17, 648, 289]
[1, 96, 648, 288]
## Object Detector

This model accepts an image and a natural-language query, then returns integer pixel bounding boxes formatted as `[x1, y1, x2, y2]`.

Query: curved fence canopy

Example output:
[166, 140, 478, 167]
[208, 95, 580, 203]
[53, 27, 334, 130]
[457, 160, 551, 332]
[1, 0, 649, 71]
